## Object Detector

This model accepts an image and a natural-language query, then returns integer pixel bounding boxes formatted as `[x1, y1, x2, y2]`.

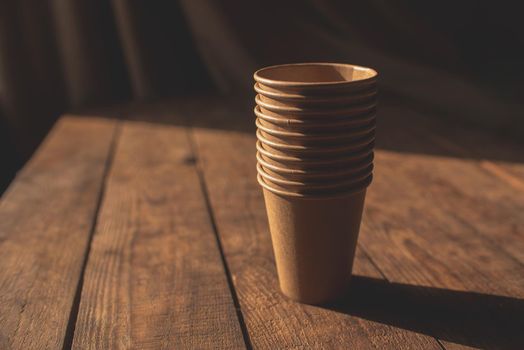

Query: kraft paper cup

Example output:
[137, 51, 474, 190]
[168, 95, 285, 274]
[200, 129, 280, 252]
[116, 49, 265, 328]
[257, 136, 375, 158]
[257, 81, 377, 97]
[255, 83, 377, 108]
[255, 106, 376, 132]
[254, 62, 378, 96]
[257, 116, 376, 133]
[256, 123, 376, 147]
[256, 130, 375, 156]
[254, 104, 377, 123]
[258, 172, 372, 197]
[257, 163, 372, 191]
[257, 152, 374, 182]
[256, 142, 373, 171]
[257, 149, 375, 172]
[256, 119, 376, 146]
[257, 173, 370, 303]
[256, 95, 376, 119]
[259, 163, 373, 185]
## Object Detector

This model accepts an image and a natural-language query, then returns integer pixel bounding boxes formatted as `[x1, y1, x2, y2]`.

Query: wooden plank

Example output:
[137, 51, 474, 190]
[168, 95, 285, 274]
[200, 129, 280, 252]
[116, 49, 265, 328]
[354, 105, 524, 349]
[72, 121, 246, 349]
[399, 104, 524, 191]
[360, 150, 524, 349]
[0, 116, 117, 349]
[190, 118, 442, 349]
[376, 105, 524, 264]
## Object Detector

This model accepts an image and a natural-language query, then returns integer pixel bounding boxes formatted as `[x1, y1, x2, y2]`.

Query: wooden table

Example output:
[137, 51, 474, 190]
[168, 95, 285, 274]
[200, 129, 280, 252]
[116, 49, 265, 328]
[1, 97, 523, 349]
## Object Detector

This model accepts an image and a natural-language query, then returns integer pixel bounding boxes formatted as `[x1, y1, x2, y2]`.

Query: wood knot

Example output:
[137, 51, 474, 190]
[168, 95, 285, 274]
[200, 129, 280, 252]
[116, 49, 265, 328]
[183, 155, 197, 165]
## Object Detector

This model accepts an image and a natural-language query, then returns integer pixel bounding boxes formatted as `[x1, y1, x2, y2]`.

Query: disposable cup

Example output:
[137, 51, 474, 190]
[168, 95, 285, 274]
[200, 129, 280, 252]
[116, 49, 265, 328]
[256, 130, 375, 156]
[258, 164, 373, 183]
[254, 62, 378, 96]
[256, 119, 376, 146]
[257, 163, 372, 191]
[257, 81, 377, 97]
[256, 140, 374, 168]
[254, 62, 377, 303]
[255, 106, 376, 132]
[257, 152, 374, 182]
[257, 173, 370, 303]
[256, 95, 376, 119]
[255, 83, 377, 108]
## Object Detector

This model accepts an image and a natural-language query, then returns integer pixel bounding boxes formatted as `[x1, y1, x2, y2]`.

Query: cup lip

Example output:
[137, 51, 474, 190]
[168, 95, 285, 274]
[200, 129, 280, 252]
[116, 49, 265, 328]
[257, 173, 372, 199]
[253, 62, 378, 88]
[254, 106, 376, 127]
[256, 141, 375, 165]
[254, 83, 377, 102]
[256, 151, 374, 176]
[256, 95, 376, 116]
[256, 129, 375, 152]
[256, 118, 375, 140]
[257, 162, 372, 189]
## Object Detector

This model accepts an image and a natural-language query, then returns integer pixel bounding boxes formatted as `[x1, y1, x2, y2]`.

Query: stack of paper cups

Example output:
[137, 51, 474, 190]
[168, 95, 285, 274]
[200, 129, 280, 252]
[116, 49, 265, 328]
[254, 63, 378, 304]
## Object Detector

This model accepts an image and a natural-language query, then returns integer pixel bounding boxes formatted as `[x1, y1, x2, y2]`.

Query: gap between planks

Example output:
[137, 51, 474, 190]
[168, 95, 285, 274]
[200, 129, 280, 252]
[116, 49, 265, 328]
[186, 127, 253, 350]
[62, 122, 123, 350]
[70, 120, 248, 349]
[0, 116, 119, 349]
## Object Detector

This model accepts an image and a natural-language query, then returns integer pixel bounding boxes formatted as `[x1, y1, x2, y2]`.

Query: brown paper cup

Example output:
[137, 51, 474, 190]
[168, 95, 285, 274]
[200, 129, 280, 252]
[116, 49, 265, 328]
[256, 141, 374, 169]
[255, 83, 377, 108]
[256, 119, 376, 146]
[255, 106, 376, 132]
[256, 130, 375, 156]
[257, 152, 374, 182]
[257, 81, 377, 97]
[257, 173, 368, 303]
[256, 95, 377, 119]
[254, 62, 378, 95]
[257, 117, 376, 134]
[257, 163, 372, 191]
[259, 164, 373, 187]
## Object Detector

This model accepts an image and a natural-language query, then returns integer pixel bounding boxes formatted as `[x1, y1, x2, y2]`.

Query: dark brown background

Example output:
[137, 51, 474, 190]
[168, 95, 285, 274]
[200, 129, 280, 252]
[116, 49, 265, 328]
[1, 0, 523, 192]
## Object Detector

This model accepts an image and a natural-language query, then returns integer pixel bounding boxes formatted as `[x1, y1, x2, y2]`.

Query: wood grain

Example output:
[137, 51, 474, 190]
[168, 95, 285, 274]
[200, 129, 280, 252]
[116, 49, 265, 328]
[72, 121, 246, 349]
[356, 105, 524, 349]
[190, 121, 442, 349]
[400, 104, 524, 191]
[376, 105, 524, 265]
[0, 116, 117, 349]
[359, 150, 524, 349]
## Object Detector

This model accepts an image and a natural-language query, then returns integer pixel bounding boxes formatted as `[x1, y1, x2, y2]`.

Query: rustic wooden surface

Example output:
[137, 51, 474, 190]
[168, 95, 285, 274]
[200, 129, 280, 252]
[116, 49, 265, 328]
[0, 97, 523, 349]
[71, 122, 245, 349]
[0, 117, 117, 349]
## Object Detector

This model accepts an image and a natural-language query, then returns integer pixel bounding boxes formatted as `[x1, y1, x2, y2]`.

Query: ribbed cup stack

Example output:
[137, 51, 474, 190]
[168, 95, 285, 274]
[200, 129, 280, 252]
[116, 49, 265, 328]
[254, 63, 378, 304]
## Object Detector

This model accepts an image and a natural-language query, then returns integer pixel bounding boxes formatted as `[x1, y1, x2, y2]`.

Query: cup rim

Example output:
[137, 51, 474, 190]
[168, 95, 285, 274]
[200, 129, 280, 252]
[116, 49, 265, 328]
[257, 173, 372, 199]
[254, 83, 377, 103]
[256, 118, 375, 140]
[256, 95, 376, 116]
[256, 151, 374, 176]
[256, 129, 375, 152]
[257, 163, 372, 189]
[253, 62, 378, 88]
[254, 105, 376, 128]
[255, 140, 374, 161]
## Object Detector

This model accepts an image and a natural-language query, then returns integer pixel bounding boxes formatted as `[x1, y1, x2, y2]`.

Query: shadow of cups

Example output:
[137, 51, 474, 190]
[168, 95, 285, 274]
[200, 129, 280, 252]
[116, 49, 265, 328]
[324, 276, 524, 349]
